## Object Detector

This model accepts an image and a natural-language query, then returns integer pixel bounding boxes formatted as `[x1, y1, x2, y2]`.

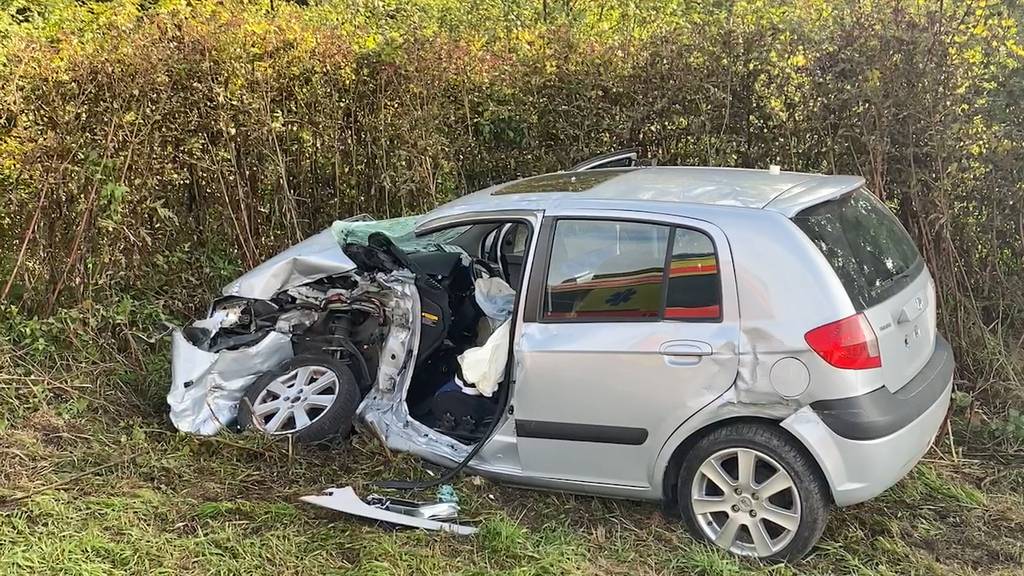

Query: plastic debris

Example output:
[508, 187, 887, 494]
[300, 486, 477, 536]
[436, 484, 459, 504]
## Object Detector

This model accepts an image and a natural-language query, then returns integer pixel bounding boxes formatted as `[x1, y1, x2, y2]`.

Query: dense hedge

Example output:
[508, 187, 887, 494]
[1, 0, 1022, 396]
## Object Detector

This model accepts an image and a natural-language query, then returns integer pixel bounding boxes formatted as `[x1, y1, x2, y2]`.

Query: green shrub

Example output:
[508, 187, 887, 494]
[1, 0, 1022, 401]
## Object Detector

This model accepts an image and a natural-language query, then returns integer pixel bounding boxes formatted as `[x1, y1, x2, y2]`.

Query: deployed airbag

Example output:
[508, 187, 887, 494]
[456, 319, 511, 397]
[473, 277, 516, 326]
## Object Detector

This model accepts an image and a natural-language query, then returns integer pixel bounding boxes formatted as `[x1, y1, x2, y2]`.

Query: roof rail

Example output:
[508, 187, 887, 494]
[569, 148, 640, 171]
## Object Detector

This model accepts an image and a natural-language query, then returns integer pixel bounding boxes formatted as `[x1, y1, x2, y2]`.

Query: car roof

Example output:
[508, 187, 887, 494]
[419, 166, 865, 227]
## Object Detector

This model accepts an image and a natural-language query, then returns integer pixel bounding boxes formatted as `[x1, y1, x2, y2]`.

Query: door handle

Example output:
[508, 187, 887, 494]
[659, 340, 714, 357]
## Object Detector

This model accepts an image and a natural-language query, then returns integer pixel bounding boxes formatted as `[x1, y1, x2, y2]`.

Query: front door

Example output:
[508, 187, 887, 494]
[512, 213, 740, 487]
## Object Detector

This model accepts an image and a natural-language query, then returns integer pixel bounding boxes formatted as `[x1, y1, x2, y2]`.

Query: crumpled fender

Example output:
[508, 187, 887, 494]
[167, 330, 293, 435]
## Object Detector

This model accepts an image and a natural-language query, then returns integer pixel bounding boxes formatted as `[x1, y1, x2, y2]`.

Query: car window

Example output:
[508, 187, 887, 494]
[399, 224, 471, 250]
[665, 229, 722, 320]
[502, 224, 529, 256]
[543, 220, 670, 320]
[792, 188, 922, 310]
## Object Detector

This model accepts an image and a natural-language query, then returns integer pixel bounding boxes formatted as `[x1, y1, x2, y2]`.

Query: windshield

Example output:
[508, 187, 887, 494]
[330, 216, 469, 253]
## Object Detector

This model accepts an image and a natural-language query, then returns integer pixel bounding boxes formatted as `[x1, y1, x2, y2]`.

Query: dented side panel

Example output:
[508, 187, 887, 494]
[721, 209, 881, 405]
[649, 209, 890, 497]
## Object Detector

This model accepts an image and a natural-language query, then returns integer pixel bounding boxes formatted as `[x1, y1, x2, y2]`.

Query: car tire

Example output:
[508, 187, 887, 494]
[238, 355, 360, 443]
[676, 422, 829, 562]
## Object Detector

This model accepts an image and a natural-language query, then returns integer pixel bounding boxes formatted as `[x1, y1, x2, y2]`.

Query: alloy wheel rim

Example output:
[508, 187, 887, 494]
[691, 447, 801, 558]
[251, 366, 339, 434]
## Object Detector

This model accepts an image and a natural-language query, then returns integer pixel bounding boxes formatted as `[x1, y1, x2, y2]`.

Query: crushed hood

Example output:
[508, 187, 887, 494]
[222, 229, 357, 300]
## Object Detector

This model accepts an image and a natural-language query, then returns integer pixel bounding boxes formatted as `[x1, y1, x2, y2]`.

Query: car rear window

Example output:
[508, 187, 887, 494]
[792, 188, 923, 310]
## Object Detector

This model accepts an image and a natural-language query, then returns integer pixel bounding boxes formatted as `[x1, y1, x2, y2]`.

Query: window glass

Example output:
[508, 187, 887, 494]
[543, 220, 669, 320]
[665, 229, 721, 320]
[792, 189, 922, 310]
[502, 223, 530, 256]
[332, 216, 469, 253]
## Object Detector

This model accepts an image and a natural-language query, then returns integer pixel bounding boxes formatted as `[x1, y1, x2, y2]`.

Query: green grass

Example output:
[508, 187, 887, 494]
[2, 313, 1024, 576]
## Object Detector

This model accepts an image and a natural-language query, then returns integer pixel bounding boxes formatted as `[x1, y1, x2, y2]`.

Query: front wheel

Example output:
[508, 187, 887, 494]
[677, 422, 830, 562]
[238, 355, 360, 443]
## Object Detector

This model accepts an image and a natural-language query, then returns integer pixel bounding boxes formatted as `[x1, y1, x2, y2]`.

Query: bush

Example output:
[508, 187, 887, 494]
[1, 0, 1022, 400]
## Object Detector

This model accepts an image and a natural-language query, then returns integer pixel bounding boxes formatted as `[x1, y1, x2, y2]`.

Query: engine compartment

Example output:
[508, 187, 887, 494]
[168, 223, 523, 446]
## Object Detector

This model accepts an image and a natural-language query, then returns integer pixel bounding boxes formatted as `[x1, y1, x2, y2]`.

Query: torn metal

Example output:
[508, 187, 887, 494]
[165, 216, 500, 471]
[167, 218, 417, 436]
[225, 228, 357, 300]
[300, 486, 477, 536]
[167, 330, 293, 435]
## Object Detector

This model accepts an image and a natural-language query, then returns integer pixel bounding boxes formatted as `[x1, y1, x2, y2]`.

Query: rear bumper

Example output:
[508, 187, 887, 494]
[781, 336, 954, 507]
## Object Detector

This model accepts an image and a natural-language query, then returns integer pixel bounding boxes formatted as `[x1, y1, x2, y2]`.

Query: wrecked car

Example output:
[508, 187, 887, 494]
[168, 154, 955, 561]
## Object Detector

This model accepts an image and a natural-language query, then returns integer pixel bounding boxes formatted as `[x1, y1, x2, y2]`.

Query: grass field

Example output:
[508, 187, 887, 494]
[1, 309, 1023, 576]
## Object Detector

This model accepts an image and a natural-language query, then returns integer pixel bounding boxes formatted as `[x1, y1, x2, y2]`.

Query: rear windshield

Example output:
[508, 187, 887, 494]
[793, 188, 923, 310]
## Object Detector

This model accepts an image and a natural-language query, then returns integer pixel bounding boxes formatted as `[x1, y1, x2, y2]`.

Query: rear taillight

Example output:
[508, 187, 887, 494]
[804, 313, 881, 370]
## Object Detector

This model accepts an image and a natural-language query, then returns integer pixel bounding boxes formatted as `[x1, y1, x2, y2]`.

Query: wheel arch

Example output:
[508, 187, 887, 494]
[659, 415, 832, 508]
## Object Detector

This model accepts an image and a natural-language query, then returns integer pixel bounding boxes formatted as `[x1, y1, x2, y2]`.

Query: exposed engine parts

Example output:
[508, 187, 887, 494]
[181, 270, 392, 395]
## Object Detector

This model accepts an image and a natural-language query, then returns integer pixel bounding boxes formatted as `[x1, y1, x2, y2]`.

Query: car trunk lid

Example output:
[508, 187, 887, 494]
[861, 268, 936, 392]
[793, 188, 936, 392]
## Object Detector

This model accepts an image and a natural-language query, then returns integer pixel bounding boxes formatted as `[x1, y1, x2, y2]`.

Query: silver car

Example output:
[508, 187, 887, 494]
[168, 154, 954, 561]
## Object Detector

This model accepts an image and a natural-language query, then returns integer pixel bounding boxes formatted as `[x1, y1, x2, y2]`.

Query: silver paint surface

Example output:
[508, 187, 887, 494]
[170, 165, 951, 510]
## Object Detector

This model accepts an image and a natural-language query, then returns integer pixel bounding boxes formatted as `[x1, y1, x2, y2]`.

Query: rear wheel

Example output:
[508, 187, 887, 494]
[676, 422, 829, 562]
[238, 355, 359, 443]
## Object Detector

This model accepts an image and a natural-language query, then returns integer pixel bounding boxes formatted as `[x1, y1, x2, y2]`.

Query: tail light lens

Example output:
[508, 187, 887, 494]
[804, 313, 881, 370]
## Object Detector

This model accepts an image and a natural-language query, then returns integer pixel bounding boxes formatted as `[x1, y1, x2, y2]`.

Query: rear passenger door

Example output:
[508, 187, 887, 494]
[512, 212, 740, 488]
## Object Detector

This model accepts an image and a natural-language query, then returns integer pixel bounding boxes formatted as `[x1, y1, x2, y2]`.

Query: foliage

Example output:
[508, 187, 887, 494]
[1, 0, 1021, 394]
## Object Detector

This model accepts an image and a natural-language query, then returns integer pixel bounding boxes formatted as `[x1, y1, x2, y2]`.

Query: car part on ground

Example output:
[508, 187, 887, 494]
[237, 355, 360, 442]
[300, 486, 478, 536]
[364, 494, 460, 521]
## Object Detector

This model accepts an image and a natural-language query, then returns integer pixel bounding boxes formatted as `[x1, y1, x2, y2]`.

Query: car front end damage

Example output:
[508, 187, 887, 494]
[166, 221, 478, 466]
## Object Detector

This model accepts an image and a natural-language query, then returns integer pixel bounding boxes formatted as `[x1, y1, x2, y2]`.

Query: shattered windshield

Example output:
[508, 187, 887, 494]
[330, 216, 469, 253]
